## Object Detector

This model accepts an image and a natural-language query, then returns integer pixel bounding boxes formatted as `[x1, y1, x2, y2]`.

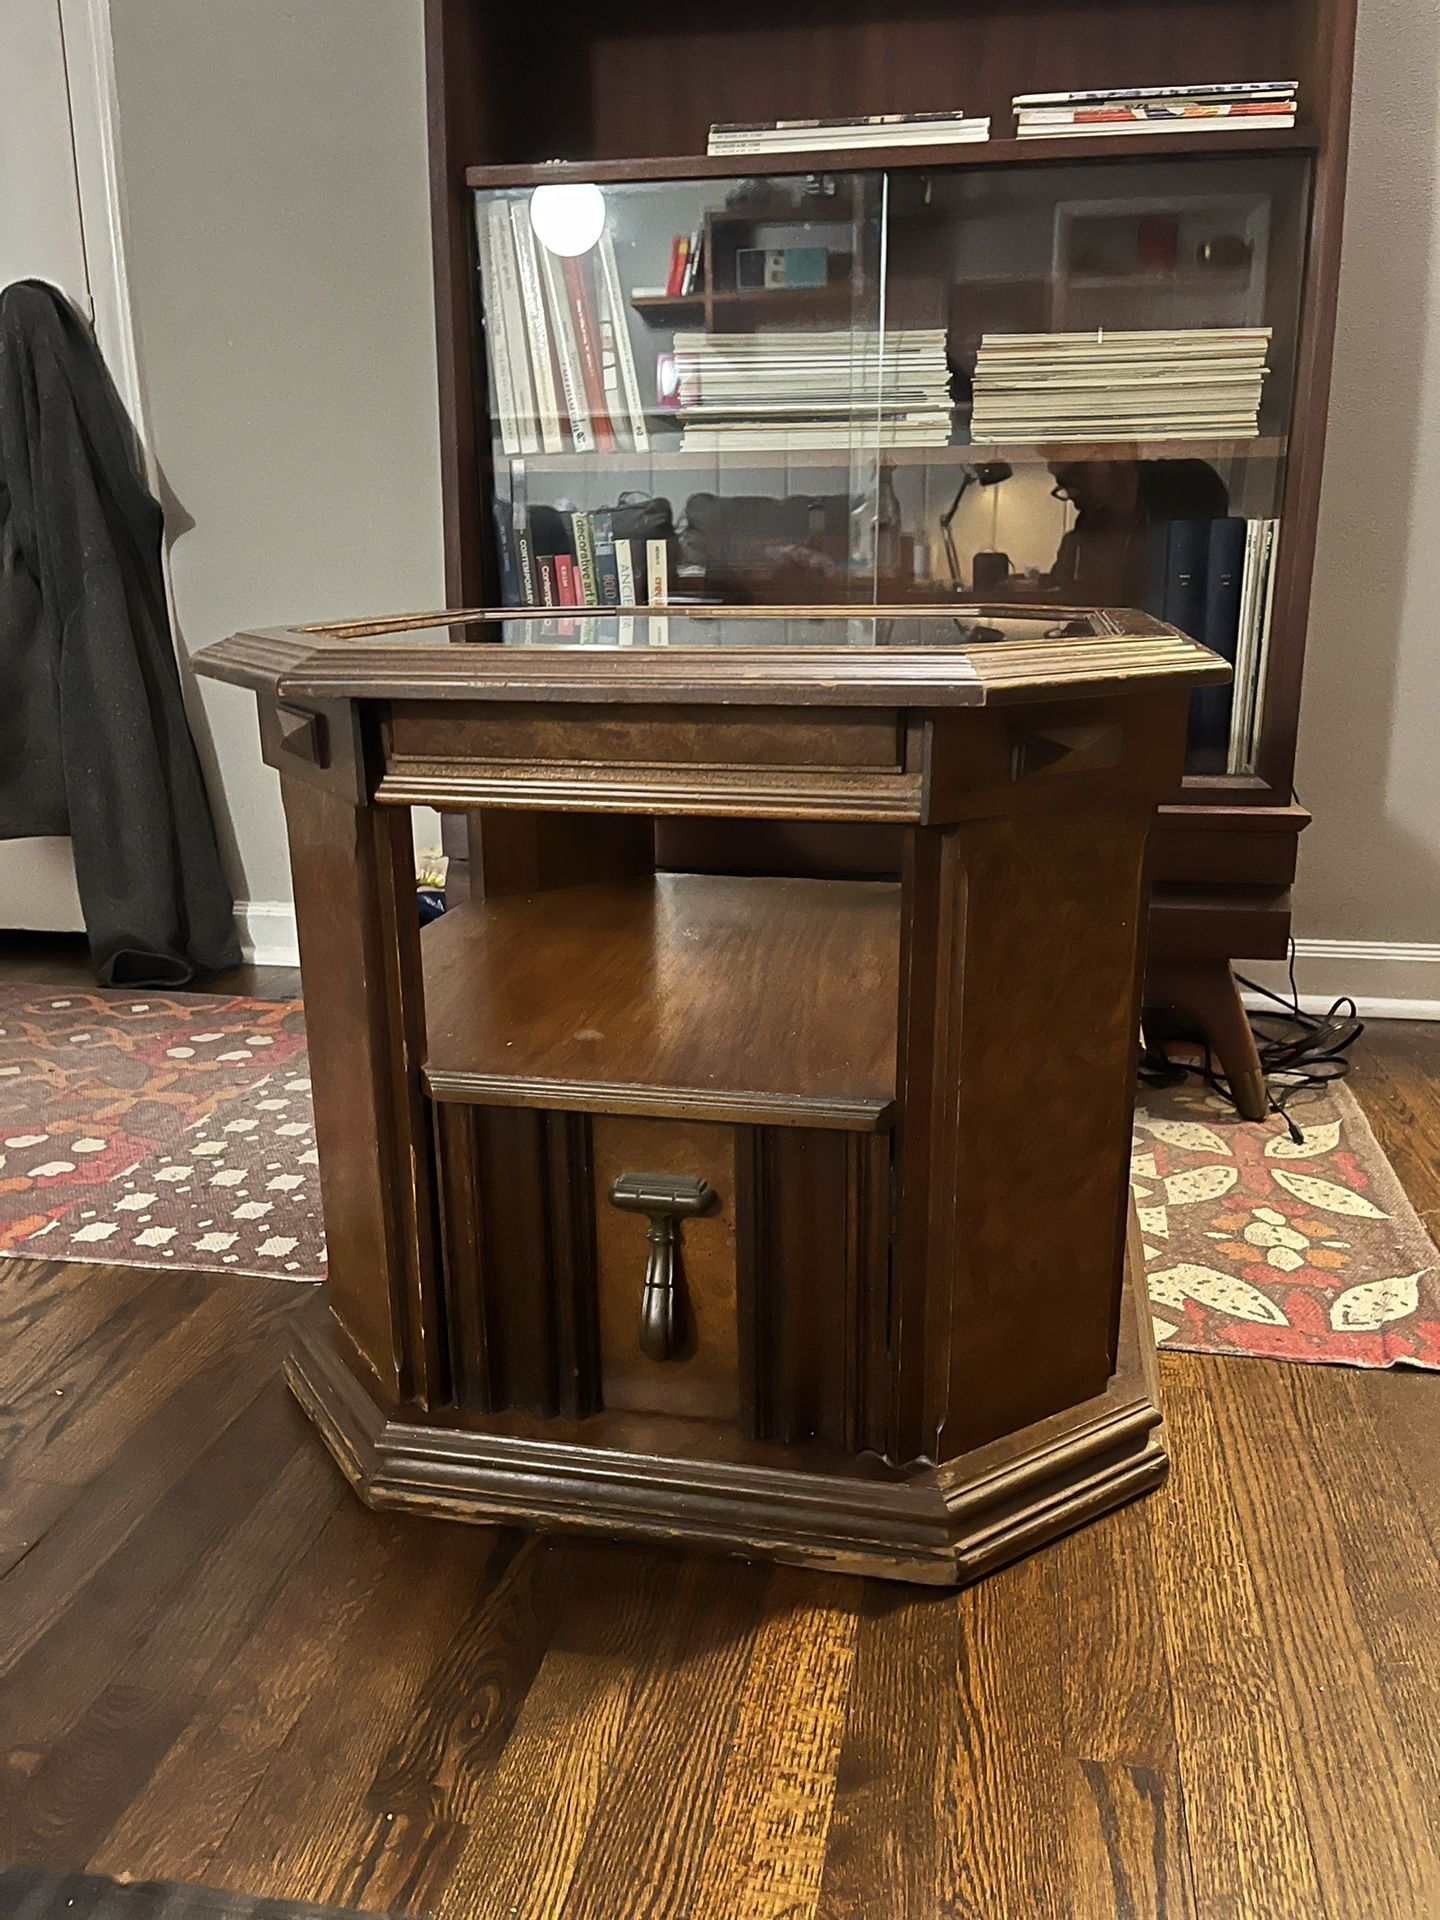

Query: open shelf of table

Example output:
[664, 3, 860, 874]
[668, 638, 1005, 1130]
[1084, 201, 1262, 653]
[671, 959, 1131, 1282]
[419, 872, 900, 1130]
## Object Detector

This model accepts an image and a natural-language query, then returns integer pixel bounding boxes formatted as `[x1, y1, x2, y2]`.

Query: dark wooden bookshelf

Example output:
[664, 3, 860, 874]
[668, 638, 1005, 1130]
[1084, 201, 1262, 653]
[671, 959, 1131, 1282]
[425, 0, 1358, 1072]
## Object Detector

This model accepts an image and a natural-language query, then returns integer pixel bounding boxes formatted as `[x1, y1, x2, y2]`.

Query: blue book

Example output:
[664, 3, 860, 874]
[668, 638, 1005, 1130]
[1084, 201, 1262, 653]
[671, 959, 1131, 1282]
[492, 498, 520, 607]
[1190, 516, 1246, 759]
[1160, 517, 1208, 641]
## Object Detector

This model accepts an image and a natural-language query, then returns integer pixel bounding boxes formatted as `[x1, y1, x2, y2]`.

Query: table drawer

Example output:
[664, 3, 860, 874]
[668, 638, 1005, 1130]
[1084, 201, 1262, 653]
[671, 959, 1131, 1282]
[432, 1101, 891, 1451]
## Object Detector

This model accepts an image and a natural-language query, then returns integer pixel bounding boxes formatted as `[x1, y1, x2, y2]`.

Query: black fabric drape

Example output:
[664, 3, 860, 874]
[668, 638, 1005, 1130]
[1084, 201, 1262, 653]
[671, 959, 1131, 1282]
[0, 280, 239, 985]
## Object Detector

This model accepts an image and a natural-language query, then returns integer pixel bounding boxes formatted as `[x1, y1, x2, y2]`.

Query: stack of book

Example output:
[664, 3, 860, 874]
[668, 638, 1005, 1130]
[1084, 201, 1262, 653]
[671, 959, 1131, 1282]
[494, 503, 671, 610]
[706, 111, 990, 158]
[1147, 516, 1279, 770]
[970, 328, 1271, 442]
[1013, 81, 1297, 139]
[474, 198, 650, 457]
[672, 328, 953, 452]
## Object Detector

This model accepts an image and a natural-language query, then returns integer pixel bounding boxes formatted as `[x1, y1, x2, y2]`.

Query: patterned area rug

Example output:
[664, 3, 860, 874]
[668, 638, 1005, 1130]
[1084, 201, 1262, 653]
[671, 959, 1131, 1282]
[2, 985, 1435, 1369]
[1134, 1079, 1439, 1368]
[0, 986, 324, 1281]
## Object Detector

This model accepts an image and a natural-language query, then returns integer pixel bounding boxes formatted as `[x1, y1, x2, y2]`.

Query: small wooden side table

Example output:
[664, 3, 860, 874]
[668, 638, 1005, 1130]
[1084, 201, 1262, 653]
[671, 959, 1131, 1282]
[197, 605, 1224, 1586]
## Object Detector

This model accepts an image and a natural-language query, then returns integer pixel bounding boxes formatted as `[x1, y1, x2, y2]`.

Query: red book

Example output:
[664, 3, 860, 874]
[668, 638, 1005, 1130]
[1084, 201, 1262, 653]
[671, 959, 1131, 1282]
[665, 235, 690, 299]
[561, 257, 617, 452]
[553, 552, 579, 605]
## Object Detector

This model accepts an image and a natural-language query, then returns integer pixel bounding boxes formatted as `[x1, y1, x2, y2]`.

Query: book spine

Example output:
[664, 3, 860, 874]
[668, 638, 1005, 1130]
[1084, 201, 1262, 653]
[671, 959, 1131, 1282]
[1245, 521, 1280, 764]
[562, 256, 618, 451]
[553, 552, 578, 606]
[513, 513, 538, 606]
[614, 536, 637, 606]
[1193, 515, 1245, 759]
[536, 243, 596, 454]
[491, 498, 520, 606]
[1227, 520, 1264, 773]
[592, 510, 621, 606]
[646, 537, 669, 606]
[596, 228, 650, 453]
[665, 235, 690, 298]
[508, 200, 565, 454]
[573, 512, 600, 605]
[488, 202, 539, 455]
[474, 203, 521, 457]
[536, 554, 558, 606]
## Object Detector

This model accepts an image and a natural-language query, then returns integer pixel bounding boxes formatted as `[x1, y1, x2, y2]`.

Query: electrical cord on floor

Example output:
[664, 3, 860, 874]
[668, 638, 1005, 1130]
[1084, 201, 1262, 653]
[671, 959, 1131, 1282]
[1140, 940, 1364, 1144]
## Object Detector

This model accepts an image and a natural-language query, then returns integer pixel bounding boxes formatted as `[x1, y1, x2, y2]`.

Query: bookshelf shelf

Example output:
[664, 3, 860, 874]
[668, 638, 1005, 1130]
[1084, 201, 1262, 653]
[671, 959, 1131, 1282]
[465, 127, 1319, 192]
[631, 285, 856, 325]
[505, 436, 1288, 473]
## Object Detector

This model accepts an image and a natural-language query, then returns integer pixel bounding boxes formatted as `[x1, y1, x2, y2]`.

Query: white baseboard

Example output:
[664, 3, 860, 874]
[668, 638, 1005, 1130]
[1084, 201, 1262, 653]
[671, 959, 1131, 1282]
[236, 900, 300, 970]
[1240, 939, 1440, 1023]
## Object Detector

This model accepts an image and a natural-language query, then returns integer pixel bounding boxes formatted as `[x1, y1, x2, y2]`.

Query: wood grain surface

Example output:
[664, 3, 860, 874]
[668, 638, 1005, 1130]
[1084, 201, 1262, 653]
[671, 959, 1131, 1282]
[420, 873, 900, 1129]
[3, 939, 1437, 1917]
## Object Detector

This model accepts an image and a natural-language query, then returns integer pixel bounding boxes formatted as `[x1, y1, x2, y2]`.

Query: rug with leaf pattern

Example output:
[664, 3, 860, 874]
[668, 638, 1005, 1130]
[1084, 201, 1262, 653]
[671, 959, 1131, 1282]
[1133, 1079, 1440, 1368]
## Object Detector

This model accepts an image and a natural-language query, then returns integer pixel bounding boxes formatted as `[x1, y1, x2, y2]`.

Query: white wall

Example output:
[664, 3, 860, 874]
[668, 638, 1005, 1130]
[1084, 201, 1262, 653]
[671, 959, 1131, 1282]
[107, 0, 444, 955]
[1257, 0, 1440, 1013]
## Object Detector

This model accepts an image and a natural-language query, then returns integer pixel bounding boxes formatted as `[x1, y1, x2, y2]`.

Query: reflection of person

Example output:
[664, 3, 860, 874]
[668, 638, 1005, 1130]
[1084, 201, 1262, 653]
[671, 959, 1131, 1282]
[1047, 457, 1229, 606]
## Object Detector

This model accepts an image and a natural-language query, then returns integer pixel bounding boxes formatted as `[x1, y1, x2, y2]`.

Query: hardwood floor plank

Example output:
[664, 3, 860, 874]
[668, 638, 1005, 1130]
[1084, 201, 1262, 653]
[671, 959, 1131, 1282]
[814, 1583, 957, 1920]
[89, 1505, 479, 1886]
[1149, 1358, 1327, 1919]
[1290, 1366, 1440, 1818]
[1065, 1760, 1196, 1920]
[0, 1377, 307, 1772]
[555, 1554, 769, 1920]
[935, 1553, 1069, 1920]
[427, 1542, 680, 1920]
[1203, 1358, 1440, 1917]
[363, 1530, 549, 1823]
[1, 1281, 300, 1679]
[192, 1522, 488, 1906]
[1048, 1496, 1178, 1768]
[688, 1566, 861, 1920]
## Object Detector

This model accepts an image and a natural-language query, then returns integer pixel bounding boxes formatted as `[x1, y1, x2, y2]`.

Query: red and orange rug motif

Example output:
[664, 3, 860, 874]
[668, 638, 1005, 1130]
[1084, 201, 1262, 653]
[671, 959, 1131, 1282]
[2, 986, 1436, 1368]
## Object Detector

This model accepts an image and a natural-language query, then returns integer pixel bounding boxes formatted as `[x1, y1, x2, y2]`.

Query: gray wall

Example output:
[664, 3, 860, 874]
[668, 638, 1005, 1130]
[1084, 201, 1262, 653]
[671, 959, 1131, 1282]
[109, 0, 443, 919]
[1277, 0, 1440, 989]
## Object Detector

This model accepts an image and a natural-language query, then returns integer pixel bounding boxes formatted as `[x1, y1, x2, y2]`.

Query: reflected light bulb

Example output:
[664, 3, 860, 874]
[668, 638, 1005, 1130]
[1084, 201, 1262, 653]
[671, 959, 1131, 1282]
[529, 183, 606, 257]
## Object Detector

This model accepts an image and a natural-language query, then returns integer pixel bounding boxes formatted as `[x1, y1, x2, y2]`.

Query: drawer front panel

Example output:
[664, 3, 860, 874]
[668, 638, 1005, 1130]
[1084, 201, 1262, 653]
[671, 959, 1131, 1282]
[387, 702, 904, 772]
[433, 1099, 892, 1449]
[591, 1114, 739, 1423]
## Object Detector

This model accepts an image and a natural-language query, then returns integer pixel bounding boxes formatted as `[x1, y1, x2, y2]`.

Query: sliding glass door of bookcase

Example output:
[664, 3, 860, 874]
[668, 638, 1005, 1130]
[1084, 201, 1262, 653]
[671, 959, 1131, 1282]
[473, 171, 892, 610]
[882, 153, 1311, 776]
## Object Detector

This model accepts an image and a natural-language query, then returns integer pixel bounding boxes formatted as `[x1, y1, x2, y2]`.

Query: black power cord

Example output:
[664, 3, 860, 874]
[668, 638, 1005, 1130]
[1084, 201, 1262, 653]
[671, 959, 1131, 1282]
[1140, 940, 1364, 1145]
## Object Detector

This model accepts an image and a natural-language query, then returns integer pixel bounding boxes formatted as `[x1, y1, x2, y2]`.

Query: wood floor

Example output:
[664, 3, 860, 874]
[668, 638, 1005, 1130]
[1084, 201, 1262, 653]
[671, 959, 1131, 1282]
[2, 933, 1439, 1918]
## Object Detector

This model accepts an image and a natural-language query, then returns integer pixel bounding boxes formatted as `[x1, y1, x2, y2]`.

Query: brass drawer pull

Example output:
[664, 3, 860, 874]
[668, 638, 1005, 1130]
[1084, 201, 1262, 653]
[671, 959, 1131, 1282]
[609, 1172, 714, 1362]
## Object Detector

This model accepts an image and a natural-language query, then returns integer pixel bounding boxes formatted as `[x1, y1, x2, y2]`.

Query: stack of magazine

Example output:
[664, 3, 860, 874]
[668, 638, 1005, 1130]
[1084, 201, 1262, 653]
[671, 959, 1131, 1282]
[970, 328, 1271, 442]
[474, 199, 650, 457]
[706, 111, 990, 158]
[672, 328, 953, 452]
[1013, 80, 1297, 139]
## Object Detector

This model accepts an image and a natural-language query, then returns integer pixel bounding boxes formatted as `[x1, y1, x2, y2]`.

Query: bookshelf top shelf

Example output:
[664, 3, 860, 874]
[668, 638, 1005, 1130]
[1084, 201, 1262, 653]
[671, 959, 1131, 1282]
[465, 126, 1319, 191]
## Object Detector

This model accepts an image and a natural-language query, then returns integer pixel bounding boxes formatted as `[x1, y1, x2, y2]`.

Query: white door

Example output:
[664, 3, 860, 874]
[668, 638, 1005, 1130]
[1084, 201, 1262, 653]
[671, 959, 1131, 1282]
[0, 0, 90, 929]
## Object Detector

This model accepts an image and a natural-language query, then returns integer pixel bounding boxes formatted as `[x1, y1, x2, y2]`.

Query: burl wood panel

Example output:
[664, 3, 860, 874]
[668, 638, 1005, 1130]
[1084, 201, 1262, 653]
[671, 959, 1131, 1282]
[419, 873, 900, 1129]
[894, 798, 1153, 1460]
[590, 1115, 740, 1423]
